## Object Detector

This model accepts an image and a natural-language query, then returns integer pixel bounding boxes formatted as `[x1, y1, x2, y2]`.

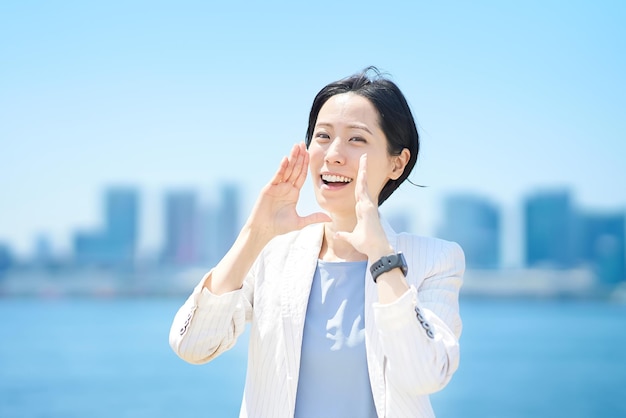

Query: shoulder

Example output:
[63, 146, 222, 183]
[395, 233, 465, 278]
[397, 233, 463, 258]
[381, 216, 463, 263]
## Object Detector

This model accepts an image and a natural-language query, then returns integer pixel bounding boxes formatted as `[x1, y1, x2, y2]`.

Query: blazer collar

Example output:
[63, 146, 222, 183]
[279, 223, 325, 410]
[280, 223, 324, 330]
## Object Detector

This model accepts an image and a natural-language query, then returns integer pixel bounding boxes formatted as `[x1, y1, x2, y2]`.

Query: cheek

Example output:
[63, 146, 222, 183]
[366, 162, 393, 194]
[307, 147, 324, 168]
[367, 176, 385, 197]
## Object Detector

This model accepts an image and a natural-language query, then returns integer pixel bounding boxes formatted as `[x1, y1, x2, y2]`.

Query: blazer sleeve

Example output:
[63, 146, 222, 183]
[168, 263, 257, 365]
[373, 238, 465, 395]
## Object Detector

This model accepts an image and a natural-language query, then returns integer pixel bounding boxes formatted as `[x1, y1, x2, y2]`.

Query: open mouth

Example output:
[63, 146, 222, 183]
[321, 174, 353, 186]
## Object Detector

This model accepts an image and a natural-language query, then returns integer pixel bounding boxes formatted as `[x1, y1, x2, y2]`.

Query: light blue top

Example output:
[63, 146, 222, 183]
[294, 260, 377, 418]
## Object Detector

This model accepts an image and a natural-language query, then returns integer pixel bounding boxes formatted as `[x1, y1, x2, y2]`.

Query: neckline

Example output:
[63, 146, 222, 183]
[317, 259, 368, 265]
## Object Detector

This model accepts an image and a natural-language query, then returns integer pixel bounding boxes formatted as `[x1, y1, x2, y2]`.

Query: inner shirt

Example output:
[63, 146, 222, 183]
[294, 259, 377, 418]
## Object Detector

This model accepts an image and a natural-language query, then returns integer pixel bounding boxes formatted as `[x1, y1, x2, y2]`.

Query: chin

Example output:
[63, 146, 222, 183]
[314, 194, 355, 217]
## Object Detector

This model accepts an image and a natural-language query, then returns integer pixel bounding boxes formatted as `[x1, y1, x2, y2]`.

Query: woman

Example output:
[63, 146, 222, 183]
[169, 67, 465, 418]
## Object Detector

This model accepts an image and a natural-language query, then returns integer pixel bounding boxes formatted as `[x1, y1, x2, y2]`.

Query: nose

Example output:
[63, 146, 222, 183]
[325, 138, 345, 165]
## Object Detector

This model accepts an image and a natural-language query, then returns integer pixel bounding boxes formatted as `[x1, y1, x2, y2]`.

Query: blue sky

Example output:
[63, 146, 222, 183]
[1, 1, 624, 263]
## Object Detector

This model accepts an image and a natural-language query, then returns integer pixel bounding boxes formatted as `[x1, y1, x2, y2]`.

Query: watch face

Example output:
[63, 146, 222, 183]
[398, 252, 408, 276]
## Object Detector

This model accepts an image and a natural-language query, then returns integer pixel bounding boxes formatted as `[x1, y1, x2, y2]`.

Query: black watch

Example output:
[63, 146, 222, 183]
[370, 252, 408, 283]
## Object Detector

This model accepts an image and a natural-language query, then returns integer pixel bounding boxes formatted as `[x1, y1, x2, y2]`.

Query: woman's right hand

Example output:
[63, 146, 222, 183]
[205, 143, 330, 295]
[246, 142, 330, 242]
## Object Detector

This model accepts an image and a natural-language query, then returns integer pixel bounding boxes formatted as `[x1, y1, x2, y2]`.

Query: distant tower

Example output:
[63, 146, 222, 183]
[524, 190, 578, 268]
[439, 194, 500, 269]
[105, 188, 139, 263]
[580, 212, 625, 284]
[198, 204, 219, 264]
[163, 191, 198, 264]
[74, 187, 139, 266]
[0, 242, 13, 276]
[34, 234, 54, 266]
[215, 184, 240, 260]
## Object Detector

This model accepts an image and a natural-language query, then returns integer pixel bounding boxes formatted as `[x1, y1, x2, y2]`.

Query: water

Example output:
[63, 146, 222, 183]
[0, 297, 625, 418]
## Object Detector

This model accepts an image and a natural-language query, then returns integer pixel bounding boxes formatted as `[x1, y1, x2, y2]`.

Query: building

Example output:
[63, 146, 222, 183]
[579, 211, 625, 284]
[105, 188, 139, 258]
[74, 187, 139, 266]
[524, 190, 578, 269]
[162, 190, 198, 264]
[162, 184, 240, 266]
[438, 194, 500, 269]
[0, 242, 14, 276]
[215, 184, 240, 259]
[34, 234, 54, 266]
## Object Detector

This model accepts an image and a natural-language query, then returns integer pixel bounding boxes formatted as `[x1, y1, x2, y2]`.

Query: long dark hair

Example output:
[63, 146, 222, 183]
[305, 67, 419, 206]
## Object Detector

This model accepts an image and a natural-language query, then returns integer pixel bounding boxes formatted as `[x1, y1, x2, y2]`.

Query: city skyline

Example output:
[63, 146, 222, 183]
[1, 181, 623, 275]
[1, 2, 625, 261]
[1, 182, 623, 300]
[3, 176, 624, 264]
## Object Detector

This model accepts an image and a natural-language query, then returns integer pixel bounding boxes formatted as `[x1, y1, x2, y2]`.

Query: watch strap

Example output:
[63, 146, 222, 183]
[370, 252, 408, 283]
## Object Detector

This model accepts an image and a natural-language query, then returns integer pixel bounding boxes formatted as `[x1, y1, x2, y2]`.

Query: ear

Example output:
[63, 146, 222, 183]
[389, 148, 411, 180]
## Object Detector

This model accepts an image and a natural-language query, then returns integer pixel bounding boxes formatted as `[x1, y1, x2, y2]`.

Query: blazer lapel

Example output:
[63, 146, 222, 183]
[280, 223, 325, 412]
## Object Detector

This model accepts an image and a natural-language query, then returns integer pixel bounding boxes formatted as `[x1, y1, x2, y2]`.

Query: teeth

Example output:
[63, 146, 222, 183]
[322, 174, 353, 183]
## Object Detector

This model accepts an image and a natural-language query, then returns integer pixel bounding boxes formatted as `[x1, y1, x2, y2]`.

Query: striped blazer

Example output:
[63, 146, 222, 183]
[169, 220, 464, 418]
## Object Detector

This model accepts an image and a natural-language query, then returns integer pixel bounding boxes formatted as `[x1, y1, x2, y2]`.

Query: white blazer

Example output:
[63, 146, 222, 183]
[169, 220, 464, 418]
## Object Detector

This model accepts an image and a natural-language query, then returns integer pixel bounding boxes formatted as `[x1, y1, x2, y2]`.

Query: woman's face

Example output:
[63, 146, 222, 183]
[308, 92, 408, 217]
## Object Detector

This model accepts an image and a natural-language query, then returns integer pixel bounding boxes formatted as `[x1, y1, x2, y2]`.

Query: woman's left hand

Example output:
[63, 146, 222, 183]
[334, 154, 394, 260]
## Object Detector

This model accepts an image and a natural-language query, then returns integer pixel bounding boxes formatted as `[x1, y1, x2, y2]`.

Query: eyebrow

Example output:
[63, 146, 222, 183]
[315, 122, 373, 135]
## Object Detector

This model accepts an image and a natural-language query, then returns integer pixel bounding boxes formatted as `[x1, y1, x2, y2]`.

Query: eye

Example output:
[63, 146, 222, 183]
[314, 132, 330, 141]
[349, 136, 367, 143]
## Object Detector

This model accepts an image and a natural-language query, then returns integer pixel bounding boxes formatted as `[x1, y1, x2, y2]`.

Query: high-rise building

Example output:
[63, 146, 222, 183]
[105, 188, 138, 258]
[215, 184, 240, 260]
[438, 194, 500, 269]
[0, 242, 14, 275]
[163, 190, 198, 264]
[524, 190, 578, 268]
[74, 232, 113, 265]
[74, 187, 139, 266]
[197, 184, 242, 264]
[34, 234, 54, 266]
[580, 211, 625, 284]
[198, 204, 219, 264]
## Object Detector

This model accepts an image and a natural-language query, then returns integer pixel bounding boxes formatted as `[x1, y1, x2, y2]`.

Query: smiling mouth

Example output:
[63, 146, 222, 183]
[321, 174, 353, 185]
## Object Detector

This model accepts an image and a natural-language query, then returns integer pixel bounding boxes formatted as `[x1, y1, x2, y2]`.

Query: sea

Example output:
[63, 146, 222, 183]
[1, 296, 625, 418]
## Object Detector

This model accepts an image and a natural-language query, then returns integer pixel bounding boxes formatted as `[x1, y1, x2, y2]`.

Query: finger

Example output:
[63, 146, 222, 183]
[355, 154, 371, 201]
[292, 143, 310, 189]
[287, 147, 305, 185]
[270, 156, 290, 185]
[281, 144, 300, 182]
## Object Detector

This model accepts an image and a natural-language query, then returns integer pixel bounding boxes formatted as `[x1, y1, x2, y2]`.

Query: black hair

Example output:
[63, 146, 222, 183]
[305, 66, 419, 206]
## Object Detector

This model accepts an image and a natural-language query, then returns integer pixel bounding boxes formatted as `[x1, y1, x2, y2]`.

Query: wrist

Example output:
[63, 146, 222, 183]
[370, 252, 408, 283]
[367, 244, 395, 262]
[240, 222, 273, 250]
